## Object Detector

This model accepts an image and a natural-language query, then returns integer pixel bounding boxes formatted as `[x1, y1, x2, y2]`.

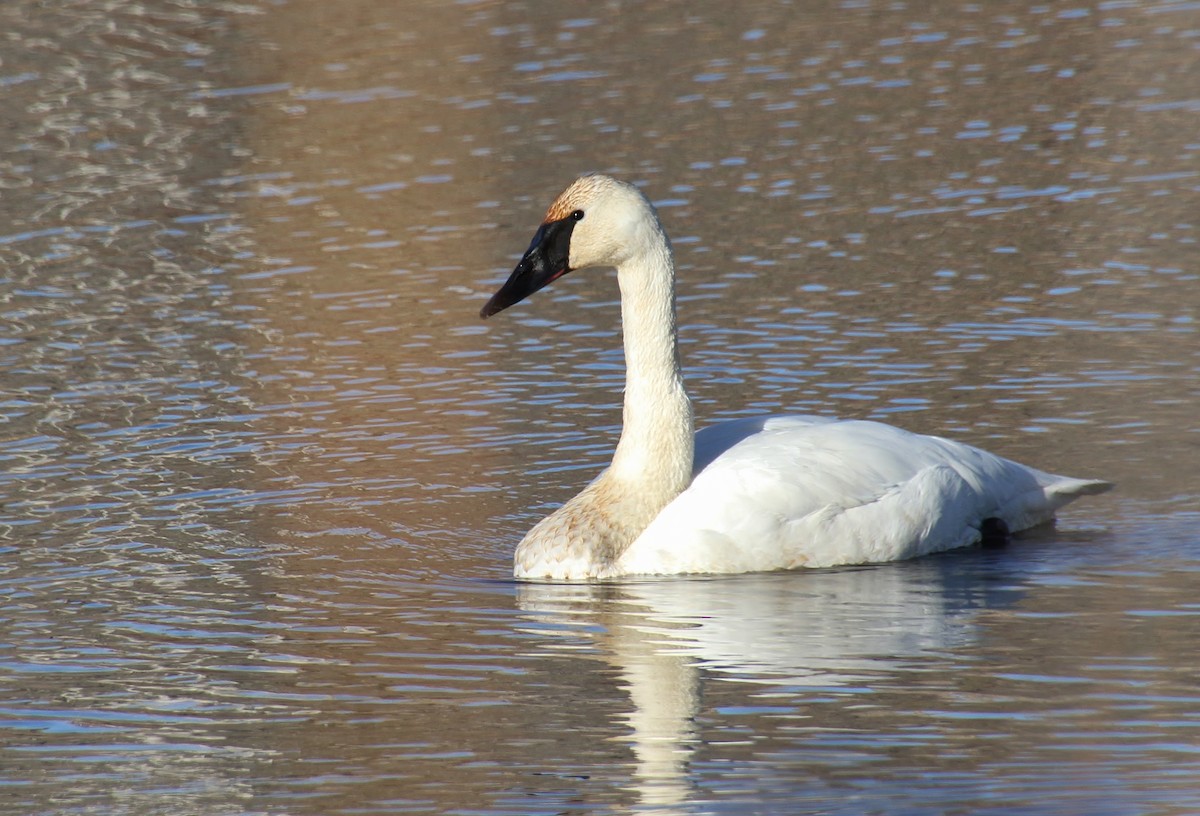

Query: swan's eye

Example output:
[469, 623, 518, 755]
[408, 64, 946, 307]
[570, 209, 584, 221]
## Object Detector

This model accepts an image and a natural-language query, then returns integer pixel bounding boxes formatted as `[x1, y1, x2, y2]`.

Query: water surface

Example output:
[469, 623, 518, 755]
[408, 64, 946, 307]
[1, 1, 1198, 813]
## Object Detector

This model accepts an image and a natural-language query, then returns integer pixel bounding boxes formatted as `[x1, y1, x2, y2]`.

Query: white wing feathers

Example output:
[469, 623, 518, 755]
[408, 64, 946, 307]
[608, 416, 1109, 577]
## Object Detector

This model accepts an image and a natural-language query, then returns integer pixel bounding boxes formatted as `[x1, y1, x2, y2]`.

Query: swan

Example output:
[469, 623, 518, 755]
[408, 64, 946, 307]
[481, 173, 1111, 580]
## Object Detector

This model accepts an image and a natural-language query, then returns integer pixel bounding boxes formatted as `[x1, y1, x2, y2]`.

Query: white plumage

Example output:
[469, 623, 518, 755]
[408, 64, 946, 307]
[481, 174, 1111, 580]
[616, 415, 1108, 577]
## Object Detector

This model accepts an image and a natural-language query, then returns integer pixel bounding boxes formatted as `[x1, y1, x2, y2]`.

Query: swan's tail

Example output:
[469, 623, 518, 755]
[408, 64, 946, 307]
[1004, 473, 1113, 533]
[1046, 477, 1114, 501]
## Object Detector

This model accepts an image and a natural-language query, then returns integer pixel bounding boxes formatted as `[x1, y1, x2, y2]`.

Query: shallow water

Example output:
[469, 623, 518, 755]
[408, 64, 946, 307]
[1, 0, 1198, 813]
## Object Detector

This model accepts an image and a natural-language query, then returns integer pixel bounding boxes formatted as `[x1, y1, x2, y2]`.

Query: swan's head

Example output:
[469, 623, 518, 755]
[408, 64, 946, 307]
[480, 174, 660, 318]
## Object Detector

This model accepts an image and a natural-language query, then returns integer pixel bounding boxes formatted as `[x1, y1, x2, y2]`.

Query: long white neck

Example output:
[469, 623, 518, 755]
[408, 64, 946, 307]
[608, 225, 694, 500]
[512, 184, 698, 579]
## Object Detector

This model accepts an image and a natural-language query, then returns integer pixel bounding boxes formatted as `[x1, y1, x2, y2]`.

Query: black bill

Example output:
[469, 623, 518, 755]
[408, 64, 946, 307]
[480, 215, 577, 318]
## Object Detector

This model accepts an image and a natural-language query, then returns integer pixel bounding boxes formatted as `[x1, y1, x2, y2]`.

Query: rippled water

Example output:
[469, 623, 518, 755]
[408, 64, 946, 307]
[2, 0, 1198, 813]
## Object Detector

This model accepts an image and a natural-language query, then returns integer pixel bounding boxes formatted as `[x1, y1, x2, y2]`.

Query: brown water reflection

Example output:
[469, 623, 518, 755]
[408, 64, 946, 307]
[1, 0, 1197, 813]
[232, 0, 1199, 520]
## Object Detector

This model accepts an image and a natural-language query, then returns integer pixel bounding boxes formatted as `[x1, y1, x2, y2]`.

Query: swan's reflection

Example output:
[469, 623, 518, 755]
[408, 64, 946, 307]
[517, 558, 1011, 812]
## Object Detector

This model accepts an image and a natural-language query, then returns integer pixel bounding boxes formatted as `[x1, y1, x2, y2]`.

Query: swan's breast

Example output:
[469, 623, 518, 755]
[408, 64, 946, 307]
[514, 471, 672, 580]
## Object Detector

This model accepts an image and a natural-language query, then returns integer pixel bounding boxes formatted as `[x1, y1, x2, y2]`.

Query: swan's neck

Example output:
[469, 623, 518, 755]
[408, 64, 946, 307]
[609, 229, 694, 500]
[514, 215, 695, 579]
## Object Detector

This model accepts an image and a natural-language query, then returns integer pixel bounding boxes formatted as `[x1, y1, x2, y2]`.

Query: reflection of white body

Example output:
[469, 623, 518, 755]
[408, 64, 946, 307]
[485, 174, 1110, 580]
[519, 563, 988, 809]
[520, 563, 979, 687]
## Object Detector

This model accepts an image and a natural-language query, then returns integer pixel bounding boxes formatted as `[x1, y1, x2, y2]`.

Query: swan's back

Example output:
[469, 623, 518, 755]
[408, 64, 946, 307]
[608, 416, 1110, 577]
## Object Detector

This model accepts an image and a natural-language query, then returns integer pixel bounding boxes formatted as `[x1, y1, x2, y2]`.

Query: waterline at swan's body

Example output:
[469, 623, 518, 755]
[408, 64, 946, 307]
[481, 174, 1111, 581]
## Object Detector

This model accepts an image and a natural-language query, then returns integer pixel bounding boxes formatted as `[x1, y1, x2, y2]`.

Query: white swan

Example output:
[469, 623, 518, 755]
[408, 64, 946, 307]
[481, 174, 1111, 580]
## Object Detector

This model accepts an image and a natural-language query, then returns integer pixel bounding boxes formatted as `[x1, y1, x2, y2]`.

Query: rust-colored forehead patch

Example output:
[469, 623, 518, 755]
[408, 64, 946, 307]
[542, 174, 613, 223]
[543, 195, 578, 223]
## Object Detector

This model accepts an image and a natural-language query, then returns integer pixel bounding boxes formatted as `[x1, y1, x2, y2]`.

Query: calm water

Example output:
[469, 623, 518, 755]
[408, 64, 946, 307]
[2, 0, 1198, 813]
